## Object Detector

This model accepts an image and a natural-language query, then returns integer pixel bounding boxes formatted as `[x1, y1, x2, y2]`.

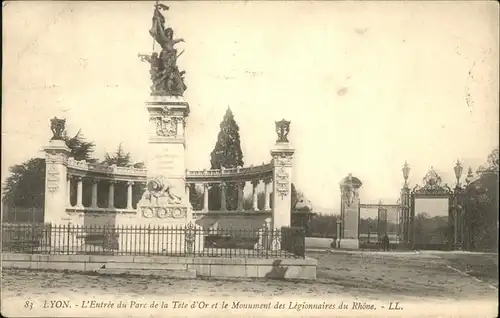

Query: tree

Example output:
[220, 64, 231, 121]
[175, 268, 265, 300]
[291, 183, 298, 209]
[2, 158, 46, 209]
[132, 162, 146, 169]
[210, 108, 244, 170]
[98, 144, 144, 209]
[64, 130, 96, 161]
[208, 108, 244, 210]
[2, 129, 96, 222]
[65, 130, 97, 206]
[478, 147, 499, 173]
[463, 147, 499, 251]
[102, 143, 131, 167]
[189, 184, 204, 211]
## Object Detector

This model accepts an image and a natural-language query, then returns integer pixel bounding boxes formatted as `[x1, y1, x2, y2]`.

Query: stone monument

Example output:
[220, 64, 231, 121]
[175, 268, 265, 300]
[134, 5, 192, 227]
[129, 4, 202, 252]
[338, 174, 362, 249]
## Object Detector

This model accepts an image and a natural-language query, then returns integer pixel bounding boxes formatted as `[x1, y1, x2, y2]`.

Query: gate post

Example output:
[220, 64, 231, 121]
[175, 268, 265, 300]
[43, 118, 71, 225]
[400, 161, 411, 247]
[339, 174, 362, 249]
[270, 119, 295, 231]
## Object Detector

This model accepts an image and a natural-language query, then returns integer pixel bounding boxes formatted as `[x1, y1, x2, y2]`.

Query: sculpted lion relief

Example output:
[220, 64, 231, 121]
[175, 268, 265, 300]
[141, 176, 182, 205]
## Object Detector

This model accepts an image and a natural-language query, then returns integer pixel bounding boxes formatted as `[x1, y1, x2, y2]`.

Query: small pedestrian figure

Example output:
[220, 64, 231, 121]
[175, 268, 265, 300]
[382, 233, 390, 251]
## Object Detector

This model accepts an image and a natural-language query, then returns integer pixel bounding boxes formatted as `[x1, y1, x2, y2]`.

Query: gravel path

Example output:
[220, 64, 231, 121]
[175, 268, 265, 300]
[1, 251, 497, 317]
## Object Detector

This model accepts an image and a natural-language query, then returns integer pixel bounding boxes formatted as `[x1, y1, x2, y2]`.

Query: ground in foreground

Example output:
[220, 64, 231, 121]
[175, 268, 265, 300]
[2, 251, 497, 301]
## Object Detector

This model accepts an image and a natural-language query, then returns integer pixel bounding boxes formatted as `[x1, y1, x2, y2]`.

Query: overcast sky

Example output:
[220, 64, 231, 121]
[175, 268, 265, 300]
[2, 1, 498, 213]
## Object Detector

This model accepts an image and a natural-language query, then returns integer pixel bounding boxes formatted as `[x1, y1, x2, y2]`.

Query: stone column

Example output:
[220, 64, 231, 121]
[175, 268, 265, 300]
[127, 181, 134, 210]
[264, 177, 271, 211]
[335, 221, 342, 248]
[237, 182, 245, 211]
[185, 183, 191, 201]
[399, 186, 409, 244]
[76, 177, 83, 208]
[338, 174, 362, 249]
[91, 180, 99, 208]
[453, 207, 458, 247]
[66, 176, 72, 207]
[220, 182, 227, 211]
[252, 180, 259, 211]
[108, 181, 115, 209]
[203, 183, 209, 212]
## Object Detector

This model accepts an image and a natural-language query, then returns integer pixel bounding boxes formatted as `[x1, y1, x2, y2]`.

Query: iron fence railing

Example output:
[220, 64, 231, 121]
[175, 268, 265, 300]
[281, 227, 305, 257]
[1, 223, 305, 259]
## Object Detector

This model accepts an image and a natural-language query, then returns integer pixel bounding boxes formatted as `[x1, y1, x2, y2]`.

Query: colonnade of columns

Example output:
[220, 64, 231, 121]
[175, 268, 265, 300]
[67, 175, 275, 212]
[187, 177, 273, 212]
[67, 176, 140, 210]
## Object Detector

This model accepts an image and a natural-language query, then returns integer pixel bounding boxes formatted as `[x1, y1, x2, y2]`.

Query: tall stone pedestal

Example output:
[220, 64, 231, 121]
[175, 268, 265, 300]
[339, 174, 362, 249]
[131, 95, 202, 253]
[270, 140, 295, 230]
[135, 95, 190, 224]
[43, 139, 71, 224]
[43, 138, 86, 251]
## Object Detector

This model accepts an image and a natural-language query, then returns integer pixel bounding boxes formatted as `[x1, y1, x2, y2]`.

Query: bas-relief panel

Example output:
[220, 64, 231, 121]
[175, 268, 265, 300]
[46, 164, 61, 193]
[274, 168, 290, 198]
[141, 206, 187, 219]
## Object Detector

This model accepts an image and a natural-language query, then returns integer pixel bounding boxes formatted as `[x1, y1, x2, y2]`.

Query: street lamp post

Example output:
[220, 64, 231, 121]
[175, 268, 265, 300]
[453, 160, 464, 249]
[401, 161, 411, 246]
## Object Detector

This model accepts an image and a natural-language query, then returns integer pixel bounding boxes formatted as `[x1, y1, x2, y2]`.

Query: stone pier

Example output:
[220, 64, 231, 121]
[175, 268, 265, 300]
[270, 120, 295, 230]
[339, 174, 362, 249]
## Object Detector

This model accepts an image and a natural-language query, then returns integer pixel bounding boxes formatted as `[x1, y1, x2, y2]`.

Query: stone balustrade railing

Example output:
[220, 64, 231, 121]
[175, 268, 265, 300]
[185, 163, 275, 213]
[66, 157, 273, 182]
[67, 157, 147, 180]
[186, 163, 273, 182]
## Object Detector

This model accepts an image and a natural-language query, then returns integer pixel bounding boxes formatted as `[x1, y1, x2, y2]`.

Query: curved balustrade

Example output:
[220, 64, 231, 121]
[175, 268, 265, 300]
[185, 163, 275, 213]
[63, 158, 275, 215]
[186, 163, 273, 182]
[66, 157, 147, 181]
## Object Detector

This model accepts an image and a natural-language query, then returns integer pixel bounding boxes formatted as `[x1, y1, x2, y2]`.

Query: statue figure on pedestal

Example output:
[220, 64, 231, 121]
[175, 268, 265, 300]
[140, 3, 187, 96]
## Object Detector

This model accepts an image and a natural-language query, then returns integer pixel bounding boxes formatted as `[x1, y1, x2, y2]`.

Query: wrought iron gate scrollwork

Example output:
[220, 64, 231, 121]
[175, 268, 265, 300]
[184, 222, 196, 254]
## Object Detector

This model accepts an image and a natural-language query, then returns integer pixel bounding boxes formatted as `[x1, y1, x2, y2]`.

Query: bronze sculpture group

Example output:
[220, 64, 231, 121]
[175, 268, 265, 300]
[140, 4, 187, 96]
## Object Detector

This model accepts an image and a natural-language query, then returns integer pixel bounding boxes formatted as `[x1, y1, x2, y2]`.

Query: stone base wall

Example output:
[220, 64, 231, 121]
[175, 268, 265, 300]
[2, 253, 317, 280]
[339, 238, 360, 250]
[194, 212, 271, 231]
